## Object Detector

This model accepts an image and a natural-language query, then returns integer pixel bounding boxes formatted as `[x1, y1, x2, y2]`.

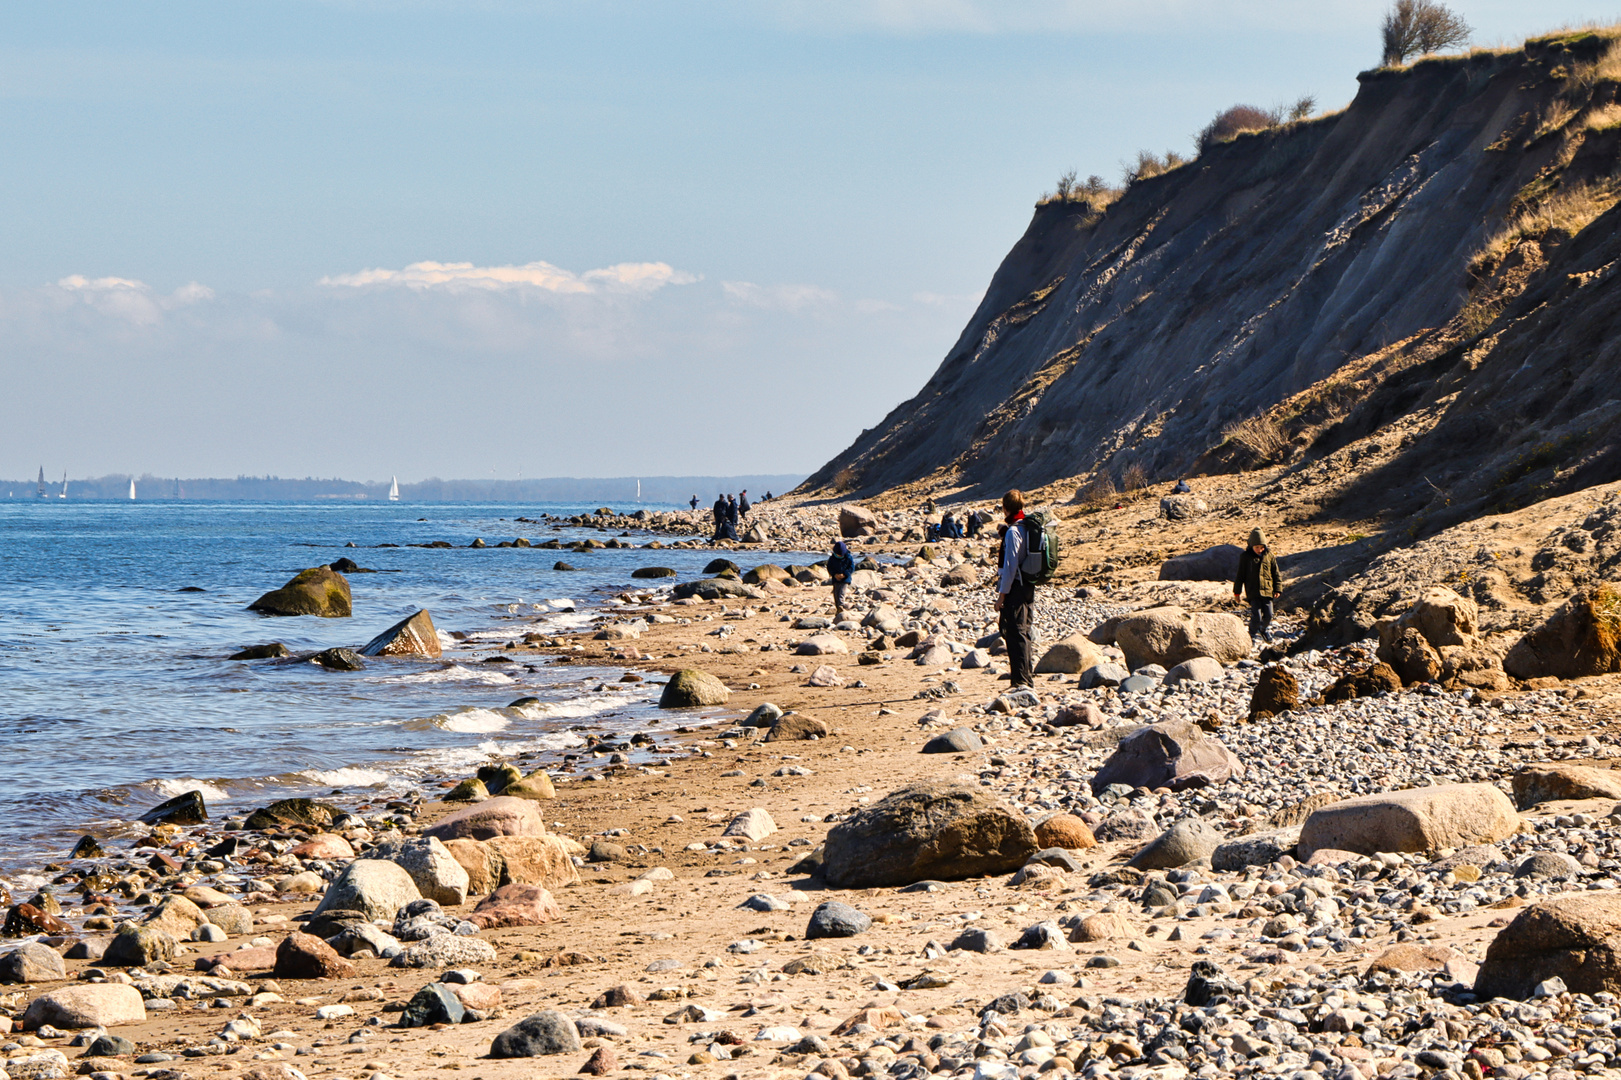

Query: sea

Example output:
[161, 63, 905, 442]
[0, 500, 780, 875]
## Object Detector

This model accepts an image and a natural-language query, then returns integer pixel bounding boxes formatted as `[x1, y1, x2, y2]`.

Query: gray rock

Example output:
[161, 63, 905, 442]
[1013, 921, 1069, 951]
[103, 924, 177, 967]
[1090, 720, 1243, 795]
[366, 836, 470, 906]
[1515, 851, 1583, 879]
[743, 703, 783, 728]
[313, 858, 423, 922]
[821, 782, 1037, 888]
[1118, 674, 1158, 694]
[738, 894, 790, 913]
[400, 982, 466, 1027]
[1164, 656, 1223, 686]
[1080, 663, 1129, 689]
[806, 901, 871, 939]
[1128, 817, 1221, 870]
[922, 727, 983, 754]
[388, 934, 497, 969]
[0, 942, 66, 983]
[1158, 544, 1242, 582]
[948, 927, 1003, 953]
[490, 1009, 583, 1057]
[1212, 828, 1300, 871]
[1093, 810, 1160, 842]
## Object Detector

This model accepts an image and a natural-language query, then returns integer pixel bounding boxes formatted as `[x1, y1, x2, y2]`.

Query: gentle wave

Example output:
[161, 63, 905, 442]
[298, 766, 391, 788]
[401, 707, 511, 734]
[385, 664, 517, 686]
[151, 778, 231, 802]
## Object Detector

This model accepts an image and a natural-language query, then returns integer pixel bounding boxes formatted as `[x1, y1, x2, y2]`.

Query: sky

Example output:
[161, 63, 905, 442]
[0, 0, 1610, 483]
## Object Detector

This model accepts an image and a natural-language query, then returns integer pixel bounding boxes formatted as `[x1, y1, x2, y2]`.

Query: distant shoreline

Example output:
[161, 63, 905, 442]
[0, 473, 805, 503]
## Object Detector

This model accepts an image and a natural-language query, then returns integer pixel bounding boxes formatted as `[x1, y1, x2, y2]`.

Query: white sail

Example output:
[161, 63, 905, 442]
[130, 479, 137, 500]
[59, 473, 67, 498]
[388, 476, 400, 501]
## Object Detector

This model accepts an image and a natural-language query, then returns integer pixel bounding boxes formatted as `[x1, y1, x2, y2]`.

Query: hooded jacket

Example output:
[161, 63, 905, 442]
[1234, 527, 1281, 602]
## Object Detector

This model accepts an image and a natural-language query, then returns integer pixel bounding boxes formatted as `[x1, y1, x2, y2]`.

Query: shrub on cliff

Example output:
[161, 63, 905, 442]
[1381, 0, 1471, 66]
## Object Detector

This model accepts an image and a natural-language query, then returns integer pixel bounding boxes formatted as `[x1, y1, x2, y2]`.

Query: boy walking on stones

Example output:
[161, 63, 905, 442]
[1233, 527, 1282, 642]
[995, 489, 1037, 689]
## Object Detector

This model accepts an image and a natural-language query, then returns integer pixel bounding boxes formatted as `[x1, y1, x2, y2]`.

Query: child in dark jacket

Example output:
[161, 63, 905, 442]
[828, 541, 856, 619]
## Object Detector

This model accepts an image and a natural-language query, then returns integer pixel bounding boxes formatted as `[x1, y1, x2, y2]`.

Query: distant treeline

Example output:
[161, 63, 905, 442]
[0, 474, 806, 503]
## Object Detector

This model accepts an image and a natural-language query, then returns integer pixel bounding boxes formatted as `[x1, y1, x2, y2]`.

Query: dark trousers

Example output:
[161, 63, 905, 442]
[1000, 582, 1035, 687]
[1248, 600, 1274, 639]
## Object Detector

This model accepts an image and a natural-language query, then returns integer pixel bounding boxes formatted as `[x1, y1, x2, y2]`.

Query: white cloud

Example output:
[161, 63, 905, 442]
[722, 280, 838, 311]
[319, 259, 698, 294]
[50, 274, 215, 325]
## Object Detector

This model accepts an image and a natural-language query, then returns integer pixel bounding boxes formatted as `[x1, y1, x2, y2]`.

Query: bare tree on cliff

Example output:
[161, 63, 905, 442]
[1381, 0, 1471, 66]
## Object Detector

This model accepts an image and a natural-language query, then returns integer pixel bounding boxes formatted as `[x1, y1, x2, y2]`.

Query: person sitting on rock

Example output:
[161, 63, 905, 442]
[828, 541, 855, 620]
[1173, 478, 1192, 494]
[1233, 527, 1282, 642]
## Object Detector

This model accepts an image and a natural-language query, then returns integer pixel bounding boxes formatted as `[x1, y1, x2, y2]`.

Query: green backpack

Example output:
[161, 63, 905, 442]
[1019, 510, 1061, 584]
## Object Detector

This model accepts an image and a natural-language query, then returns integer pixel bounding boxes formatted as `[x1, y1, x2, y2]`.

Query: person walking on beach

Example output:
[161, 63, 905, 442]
[1233, 527, 1282, 642]
[711, 494, 728, 542]
[828, 541, 855, 620]
[995, 489, 1037, 689]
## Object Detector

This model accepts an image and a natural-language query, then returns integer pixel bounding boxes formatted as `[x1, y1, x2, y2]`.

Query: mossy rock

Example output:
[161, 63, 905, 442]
[632, 567, 677, 579]
[476, 764, 522, 795]
[658, 670, 731, 708]
[703, 558, 740, 576]
[743, 564, 791, 585]
[445, 778, 490, 803]
[247, 566, 352, 618]
[503, 770, 557, 800]
[917, 544, 938, 562]
[244, 798, 342, 832]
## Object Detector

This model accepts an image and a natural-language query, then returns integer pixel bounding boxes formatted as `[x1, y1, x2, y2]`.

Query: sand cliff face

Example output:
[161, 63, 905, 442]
[803, 33, 1621, 517]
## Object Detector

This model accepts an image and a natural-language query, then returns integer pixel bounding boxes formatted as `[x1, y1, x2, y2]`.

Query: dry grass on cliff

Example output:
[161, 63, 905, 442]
[1471, 179, 1621, 274]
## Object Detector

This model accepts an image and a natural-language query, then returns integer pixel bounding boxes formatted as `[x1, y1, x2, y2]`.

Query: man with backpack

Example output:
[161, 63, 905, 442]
[995, 489, 1044, 689]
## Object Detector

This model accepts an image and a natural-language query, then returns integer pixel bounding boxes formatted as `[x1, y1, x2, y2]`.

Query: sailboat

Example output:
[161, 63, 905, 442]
[58, 473, 67, 499]
[129, 478, 137, 500]
[36, 467, 46, 498]
[388, 476, 400, 502]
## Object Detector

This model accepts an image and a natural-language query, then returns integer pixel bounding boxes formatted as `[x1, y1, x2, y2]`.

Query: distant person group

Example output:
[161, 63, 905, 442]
[709, 490, 751, 543]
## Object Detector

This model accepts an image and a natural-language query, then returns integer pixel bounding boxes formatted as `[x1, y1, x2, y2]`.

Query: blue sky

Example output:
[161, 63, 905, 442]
[0, 0, 1608, 481]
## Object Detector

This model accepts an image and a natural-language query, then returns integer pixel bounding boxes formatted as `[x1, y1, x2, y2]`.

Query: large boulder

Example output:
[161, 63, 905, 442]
[1476, 893, 1621, 999]
[1128, 818, 1222, 870]
[822, 782, 1037, 888]
[247, 566, 352, 618]
[142, 894, 210, 940]
[1159, 495, 1209, 521]
[1511, 764, 1621, 810]
[491, 1010, 582, 1057]
[103, 924, 177, 967]
[670, 578, 763, 602]
[839, 506, 880, 538]
[470, 884, 564, 929]
[1033, 634, 1104, 675]
[658, 670, 730, 708]
[366, 837, 469, 905]
[360, 609, 442, 659]
[0, 942, 66, 983]
[311, 859, 422, 922]
[501, 769, 556, 801]
[1376, 586, 1479, 651]
[1089, 721, 1243, 795]
[743, 564, 792, 585]
[1112, 607, 1249, 671]
[443, 838, 504, 896]
[1504, 587, 1621, 680]
[424, 797, 546, 842]
[21, 984, 145, 1028]
[1297, 784, 1520, 860]
[487, 835, 582, 889]
[1158, 545, 1242, 583]
[1378, 627, 1441, 686]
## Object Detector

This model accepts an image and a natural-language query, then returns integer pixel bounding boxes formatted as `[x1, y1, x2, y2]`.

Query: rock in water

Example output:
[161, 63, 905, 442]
[806, 901, 871, 939]
[0, 942, 66, 983]
[1157, 544, 1242, 582]
[311, 860, 422, 922]
[424, 797, 547, 842]
[822, 782, 1037, 888]
[247, 565, 352, 618]
[360, 609, 442, 659]
[631, 566, 676, 578]
[658, 669, 730, 708]
[1089, 721, 1243, 795]
[312, 646, 365, 670]
[670, 578, 762, 601]
[1476, 893, 1621, 999]
[1512, 764, 1621, 809]
[139, 789, 208, 825]
[1033, 633, 1104, 675]
[1128, 818, 1221, 870]
[703, 558, 740, 575]
[839, 506, 879, 537]
[490, 1010, 582, 1057]
[1248, 667, 1299, 720]
[1297, 783, 1520, 859]
[400, 982, 465, 1027]
[230, 642, 290, 660]
[21, 984, 146, 1028]
[1111, 606, 1249, 670]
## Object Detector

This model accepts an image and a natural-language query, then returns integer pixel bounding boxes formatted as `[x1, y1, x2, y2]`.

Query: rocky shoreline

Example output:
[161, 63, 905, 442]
[4, 528, 1621, 1080]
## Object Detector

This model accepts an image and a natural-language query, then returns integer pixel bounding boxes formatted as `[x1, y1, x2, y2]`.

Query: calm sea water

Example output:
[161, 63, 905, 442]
[0, 500, 764, 873]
